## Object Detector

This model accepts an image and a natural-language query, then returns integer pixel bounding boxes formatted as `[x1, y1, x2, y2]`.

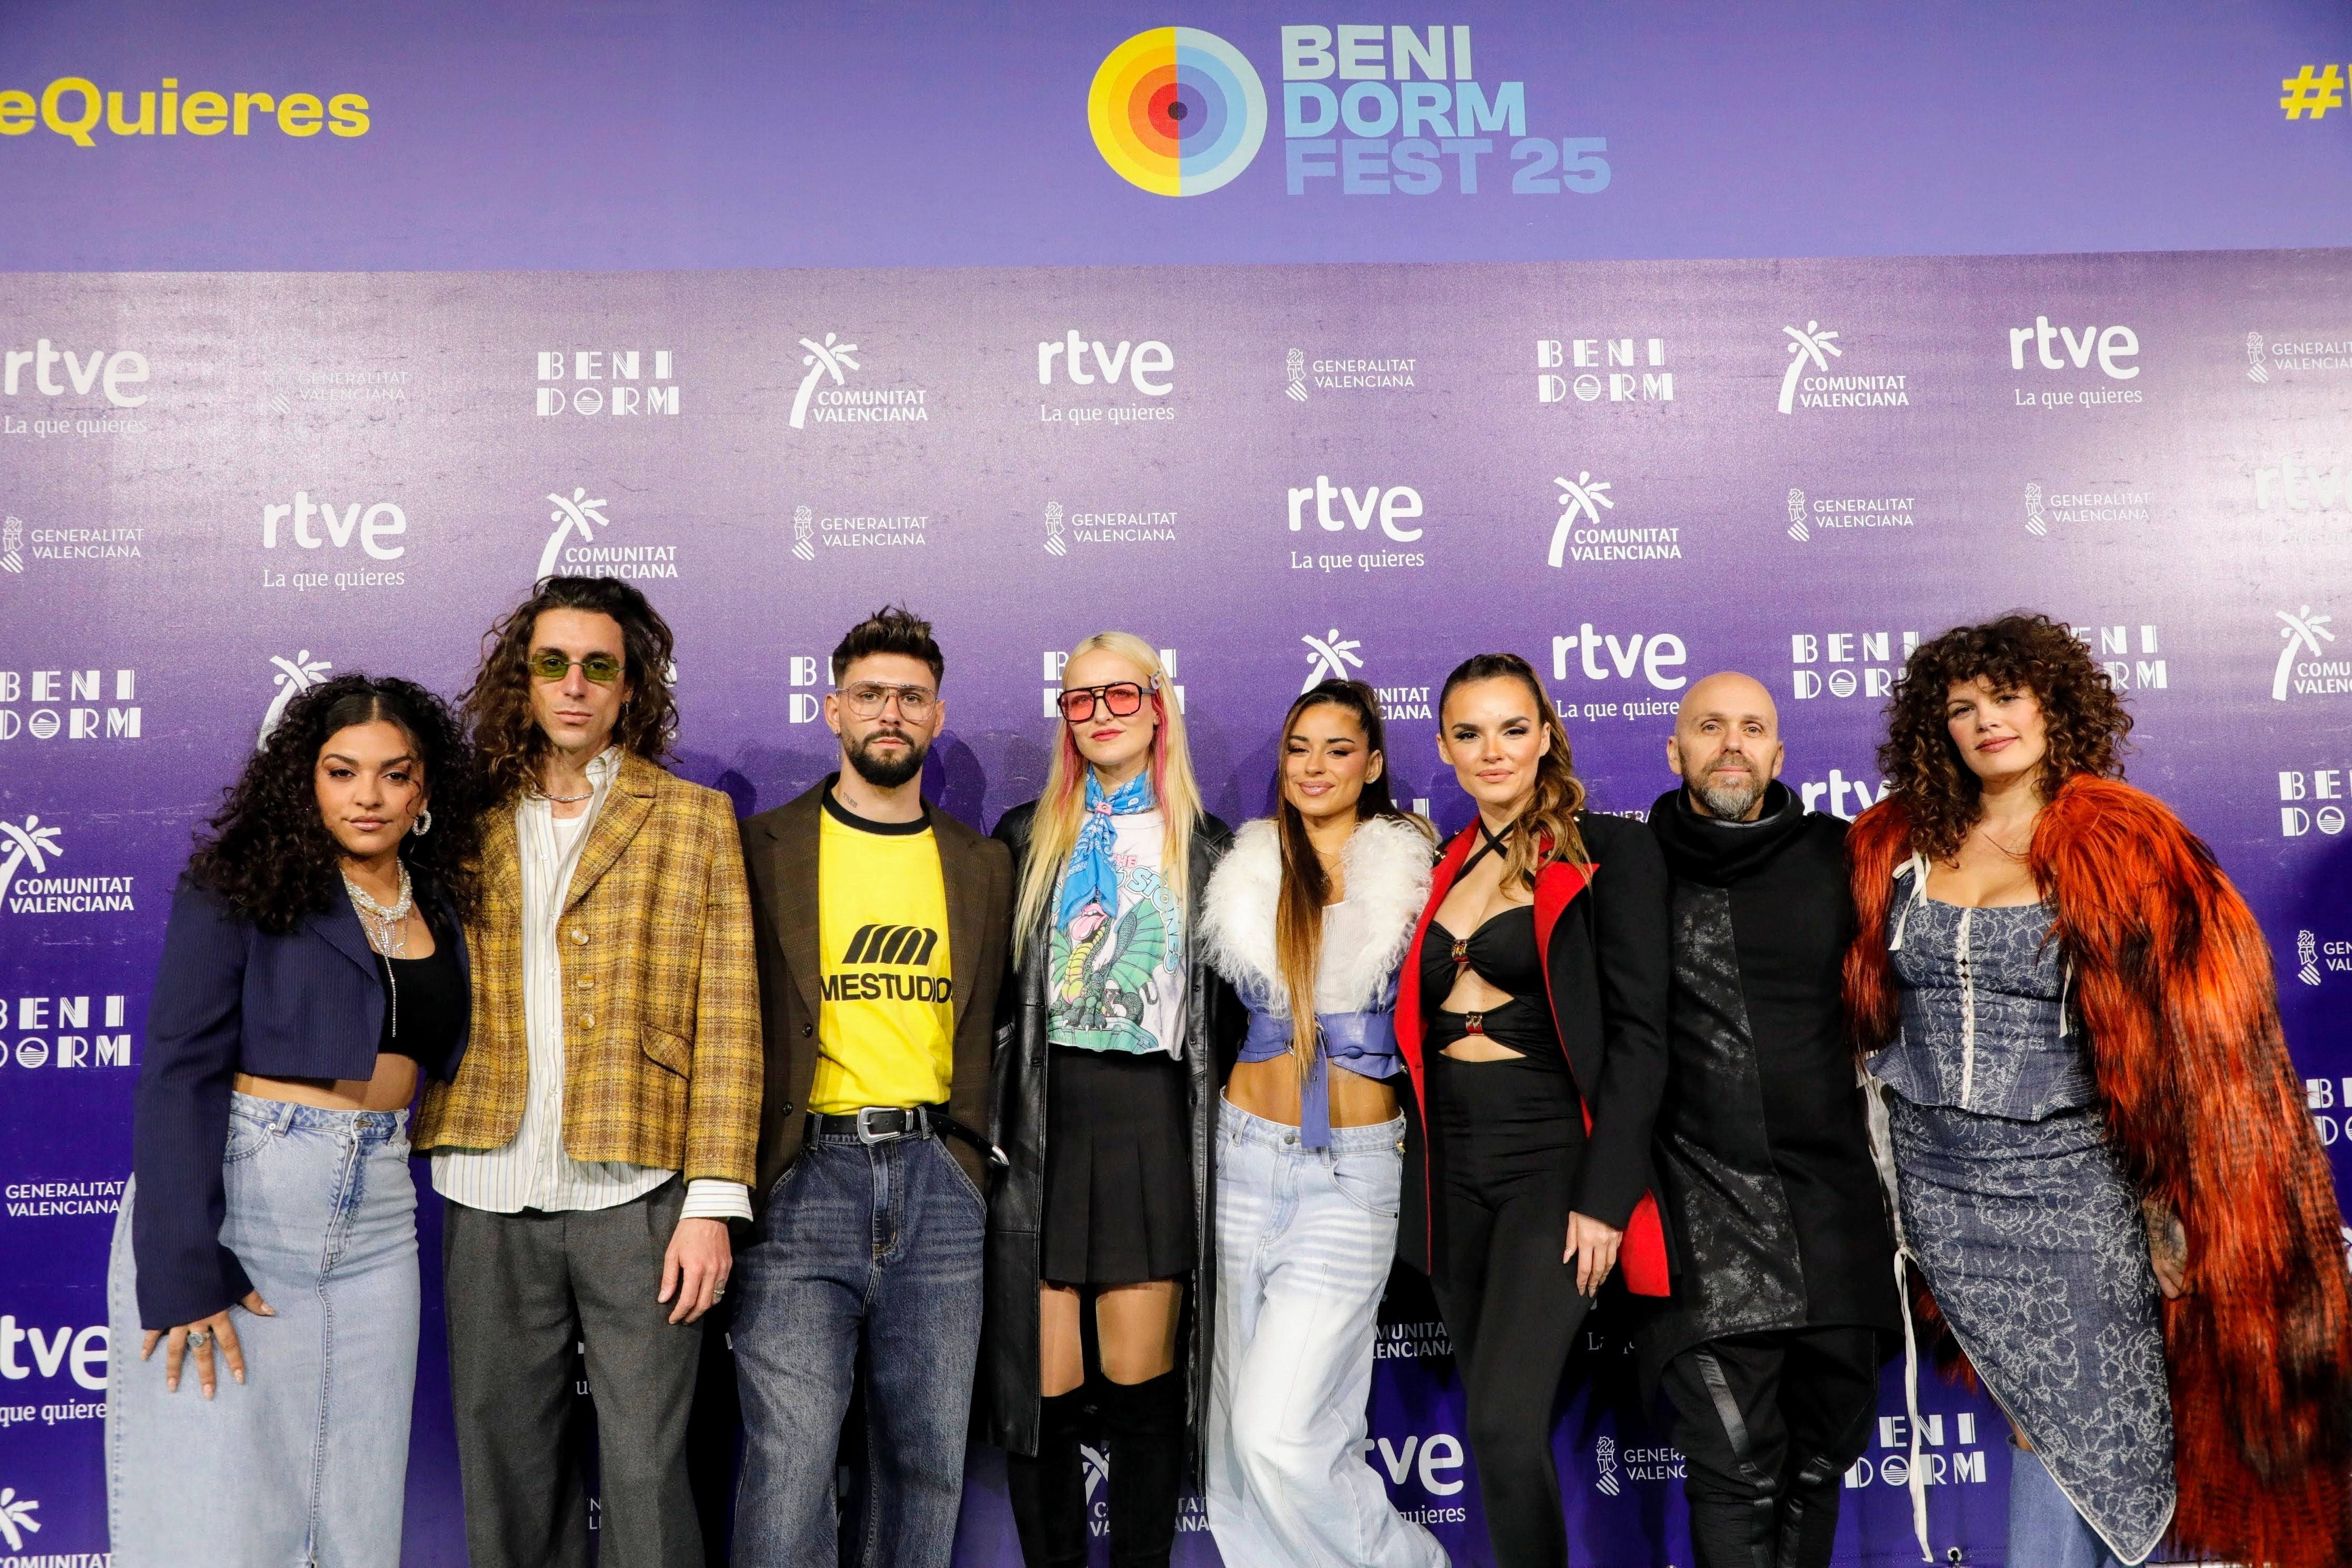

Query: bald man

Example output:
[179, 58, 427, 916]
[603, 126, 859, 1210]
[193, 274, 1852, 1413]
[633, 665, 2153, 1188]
[1640, 673, 1896, 1568]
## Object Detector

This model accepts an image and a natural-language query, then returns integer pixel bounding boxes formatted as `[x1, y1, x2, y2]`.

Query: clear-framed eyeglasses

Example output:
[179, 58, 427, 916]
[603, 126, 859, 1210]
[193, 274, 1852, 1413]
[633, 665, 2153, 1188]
[842, 682, 937, 721]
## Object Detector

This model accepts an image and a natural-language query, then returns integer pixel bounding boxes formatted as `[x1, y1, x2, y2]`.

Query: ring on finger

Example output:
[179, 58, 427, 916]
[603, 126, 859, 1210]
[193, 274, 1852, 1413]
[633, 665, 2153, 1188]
[187, 1328, 210, 1348]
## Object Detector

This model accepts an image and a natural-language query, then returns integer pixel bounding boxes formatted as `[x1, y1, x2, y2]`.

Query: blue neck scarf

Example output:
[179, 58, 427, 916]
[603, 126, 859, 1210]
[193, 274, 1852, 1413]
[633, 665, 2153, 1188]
[1057, 769, 1155, 928]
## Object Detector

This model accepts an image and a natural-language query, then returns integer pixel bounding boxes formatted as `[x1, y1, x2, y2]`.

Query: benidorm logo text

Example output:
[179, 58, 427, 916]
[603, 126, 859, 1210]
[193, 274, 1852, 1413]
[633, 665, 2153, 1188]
[2, 77, 368, 145]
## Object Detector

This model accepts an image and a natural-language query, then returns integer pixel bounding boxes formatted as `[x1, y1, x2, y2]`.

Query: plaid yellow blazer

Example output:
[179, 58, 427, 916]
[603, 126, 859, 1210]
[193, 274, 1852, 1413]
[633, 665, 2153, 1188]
[414, 751, 761, 1186]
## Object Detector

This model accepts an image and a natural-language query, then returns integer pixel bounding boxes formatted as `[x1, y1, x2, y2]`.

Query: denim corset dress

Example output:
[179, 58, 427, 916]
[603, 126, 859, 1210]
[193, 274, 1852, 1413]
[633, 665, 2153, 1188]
[1875, 883, 2175, 1565]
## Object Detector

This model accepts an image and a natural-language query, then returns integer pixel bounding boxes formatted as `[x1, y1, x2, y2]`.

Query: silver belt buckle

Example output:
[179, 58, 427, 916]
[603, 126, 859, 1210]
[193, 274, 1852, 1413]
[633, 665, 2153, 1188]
[855, 1105, 919, 1144]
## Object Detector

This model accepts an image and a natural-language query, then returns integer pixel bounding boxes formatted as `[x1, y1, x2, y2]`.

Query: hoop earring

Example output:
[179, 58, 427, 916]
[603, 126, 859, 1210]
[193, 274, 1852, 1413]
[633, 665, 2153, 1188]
[411, 808, 433, 837]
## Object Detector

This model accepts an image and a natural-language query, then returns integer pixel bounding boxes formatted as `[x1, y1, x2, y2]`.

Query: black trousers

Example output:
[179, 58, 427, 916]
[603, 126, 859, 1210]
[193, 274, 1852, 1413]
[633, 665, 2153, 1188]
[1659, 1326, 1880, 1568]
[1426, 1051, 1591, 1568]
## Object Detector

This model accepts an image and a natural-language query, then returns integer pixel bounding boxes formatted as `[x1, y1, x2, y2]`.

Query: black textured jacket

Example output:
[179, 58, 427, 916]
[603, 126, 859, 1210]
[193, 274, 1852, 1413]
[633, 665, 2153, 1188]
[978, 801, 1238, 1465]
[1639, 783, 1899, 1374]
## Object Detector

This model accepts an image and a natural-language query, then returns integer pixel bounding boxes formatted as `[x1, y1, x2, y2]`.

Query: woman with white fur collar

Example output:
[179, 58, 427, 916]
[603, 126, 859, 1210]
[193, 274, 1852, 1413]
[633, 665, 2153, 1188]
[1197, 679, 1446, 1568]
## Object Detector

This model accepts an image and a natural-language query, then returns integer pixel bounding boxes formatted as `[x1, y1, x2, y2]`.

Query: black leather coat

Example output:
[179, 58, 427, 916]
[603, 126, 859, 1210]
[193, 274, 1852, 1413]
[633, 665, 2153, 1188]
[978, 801, 1237, 1465]
[1638, 783, 1899, 1376]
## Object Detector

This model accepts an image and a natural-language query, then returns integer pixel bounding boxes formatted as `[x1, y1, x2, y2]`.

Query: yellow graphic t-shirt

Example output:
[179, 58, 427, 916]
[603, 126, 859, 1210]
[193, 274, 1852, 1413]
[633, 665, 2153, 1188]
[811, 790, 955, 1115]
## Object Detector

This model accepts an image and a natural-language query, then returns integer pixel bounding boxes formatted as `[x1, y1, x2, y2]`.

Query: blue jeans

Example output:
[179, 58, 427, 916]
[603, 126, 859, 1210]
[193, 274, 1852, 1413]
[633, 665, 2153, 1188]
[730, 1129, 987, 1568]
[106, 1095, 417, 1568]
[1207, 1100, 1445, 1568]
[2009, 1442, 2137, 1567]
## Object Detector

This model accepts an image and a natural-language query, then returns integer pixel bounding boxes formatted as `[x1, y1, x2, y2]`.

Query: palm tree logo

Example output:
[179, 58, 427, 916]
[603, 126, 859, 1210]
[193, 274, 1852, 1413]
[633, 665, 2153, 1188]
[0, 817, 64, 904]
[1549, 472, 1614, 568]
[259, 650, 334, 749]
[1786, 487, 1809, 542]
[790, 334, 860, 430]
[2275, 606, 2336, 701]
[1301, 628, 1364, 691]
[1778, 321, 1842, 414]
[0, 1486, 38, 1550]
[538, 488, 611, 582]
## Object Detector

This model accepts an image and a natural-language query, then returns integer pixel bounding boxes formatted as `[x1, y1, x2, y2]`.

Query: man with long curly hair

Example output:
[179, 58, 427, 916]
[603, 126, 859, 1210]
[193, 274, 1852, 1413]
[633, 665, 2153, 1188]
[415, 576, 761, 1568]
[1845, 612, 2352, 1568]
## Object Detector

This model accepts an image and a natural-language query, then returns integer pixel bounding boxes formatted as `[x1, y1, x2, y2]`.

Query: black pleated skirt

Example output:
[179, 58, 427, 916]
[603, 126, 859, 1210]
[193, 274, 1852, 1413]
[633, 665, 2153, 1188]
[1041, 1044, 1193, 1286]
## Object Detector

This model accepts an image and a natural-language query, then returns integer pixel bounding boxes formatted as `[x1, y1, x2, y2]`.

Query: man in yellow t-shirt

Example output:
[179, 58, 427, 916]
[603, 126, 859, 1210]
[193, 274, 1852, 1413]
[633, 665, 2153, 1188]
[811, 791, 954, 1115]
[733, 606, 1014, 1568]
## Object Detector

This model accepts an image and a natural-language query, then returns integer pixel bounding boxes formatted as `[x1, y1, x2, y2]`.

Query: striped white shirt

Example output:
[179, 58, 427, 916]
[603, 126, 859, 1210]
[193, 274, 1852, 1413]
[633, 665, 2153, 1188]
[430, 745, 750, 1222]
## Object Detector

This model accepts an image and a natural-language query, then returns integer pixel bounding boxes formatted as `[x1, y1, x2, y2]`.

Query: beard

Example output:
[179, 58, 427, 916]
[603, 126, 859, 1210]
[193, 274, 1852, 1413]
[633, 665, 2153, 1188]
[1691, 765, 1767, 820]
[847, 728, 928, 789]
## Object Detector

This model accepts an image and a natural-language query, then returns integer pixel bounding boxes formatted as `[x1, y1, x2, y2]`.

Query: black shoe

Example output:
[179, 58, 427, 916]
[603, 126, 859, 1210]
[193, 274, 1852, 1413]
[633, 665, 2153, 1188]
[1006, 1389, 1090, 1568]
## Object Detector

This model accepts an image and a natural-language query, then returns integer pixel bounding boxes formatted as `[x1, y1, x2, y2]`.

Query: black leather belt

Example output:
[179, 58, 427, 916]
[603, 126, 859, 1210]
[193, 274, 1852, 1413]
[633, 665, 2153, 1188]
[806, 1104, 1007, 1167]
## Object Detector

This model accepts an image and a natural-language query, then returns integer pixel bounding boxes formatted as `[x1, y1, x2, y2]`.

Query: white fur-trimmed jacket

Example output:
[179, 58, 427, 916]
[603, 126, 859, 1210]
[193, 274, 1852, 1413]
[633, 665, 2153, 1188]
[1197, 813, 1435, 1018]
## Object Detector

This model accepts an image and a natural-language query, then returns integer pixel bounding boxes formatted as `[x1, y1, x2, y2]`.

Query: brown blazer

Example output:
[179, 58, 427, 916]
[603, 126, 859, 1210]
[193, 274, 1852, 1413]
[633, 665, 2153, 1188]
[739, 778, 1014, 1201]
[415, 751, 762, 1187]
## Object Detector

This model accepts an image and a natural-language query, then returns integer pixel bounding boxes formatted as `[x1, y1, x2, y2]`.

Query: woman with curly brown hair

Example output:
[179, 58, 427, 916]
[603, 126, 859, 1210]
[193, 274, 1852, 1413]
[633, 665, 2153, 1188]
[107, 674, 480, 1568]
[1846, 613, 2352, 1568]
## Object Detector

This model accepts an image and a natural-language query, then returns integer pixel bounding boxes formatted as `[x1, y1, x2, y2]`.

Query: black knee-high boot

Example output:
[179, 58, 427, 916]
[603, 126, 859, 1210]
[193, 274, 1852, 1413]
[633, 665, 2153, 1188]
[1103, 1371, 1187, 1568]
[1006, 1389, 1090, 1568]
[1773, 1453, 1845, 1568]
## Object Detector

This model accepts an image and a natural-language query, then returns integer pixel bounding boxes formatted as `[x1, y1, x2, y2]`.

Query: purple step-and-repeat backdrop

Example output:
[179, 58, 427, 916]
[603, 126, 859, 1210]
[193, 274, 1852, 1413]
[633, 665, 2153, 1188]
[3, 3, 2351, 1565]
[3, 250, 2349, 1566]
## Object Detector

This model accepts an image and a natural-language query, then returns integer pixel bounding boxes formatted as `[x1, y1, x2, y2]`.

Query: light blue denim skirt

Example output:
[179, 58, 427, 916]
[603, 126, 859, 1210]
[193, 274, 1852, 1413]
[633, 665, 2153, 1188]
[106, 1092, 419, 1568]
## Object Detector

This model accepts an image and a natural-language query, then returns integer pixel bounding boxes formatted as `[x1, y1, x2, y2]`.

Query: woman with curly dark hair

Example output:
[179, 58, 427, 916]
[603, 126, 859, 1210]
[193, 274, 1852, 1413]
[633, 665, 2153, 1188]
[1845, 613, 2352, 1568]
[106, 674, 479, 1568]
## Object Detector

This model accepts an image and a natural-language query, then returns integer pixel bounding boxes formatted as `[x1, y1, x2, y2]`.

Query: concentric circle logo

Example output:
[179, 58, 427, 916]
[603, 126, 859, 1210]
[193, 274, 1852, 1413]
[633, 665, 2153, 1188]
[1088, 27, 1267, 197]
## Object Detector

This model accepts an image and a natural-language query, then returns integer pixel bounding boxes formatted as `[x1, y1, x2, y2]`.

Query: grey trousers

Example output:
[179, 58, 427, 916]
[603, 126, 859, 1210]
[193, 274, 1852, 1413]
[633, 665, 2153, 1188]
[443, 1178, 704, 1568]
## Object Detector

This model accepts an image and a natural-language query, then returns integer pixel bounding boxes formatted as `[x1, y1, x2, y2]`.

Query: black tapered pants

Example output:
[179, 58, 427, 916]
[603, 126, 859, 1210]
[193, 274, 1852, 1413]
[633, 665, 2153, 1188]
[1426, 1051, 1592, 1568]
[1659, 1326, 1880, 1568]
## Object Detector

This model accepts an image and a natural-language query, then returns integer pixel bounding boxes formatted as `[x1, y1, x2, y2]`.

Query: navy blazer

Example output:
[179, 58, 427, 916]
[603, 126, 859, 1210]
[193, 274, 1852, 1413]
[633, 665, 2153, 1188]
[133, 875, 470, 1329]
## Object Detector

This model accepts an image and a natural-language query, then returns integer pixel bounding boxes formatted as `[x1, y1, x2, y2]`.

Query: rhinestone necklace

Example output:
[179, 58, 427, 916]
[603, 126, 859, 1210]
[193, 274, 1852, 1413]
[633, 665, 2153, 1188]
[344, 861, 415, 1040]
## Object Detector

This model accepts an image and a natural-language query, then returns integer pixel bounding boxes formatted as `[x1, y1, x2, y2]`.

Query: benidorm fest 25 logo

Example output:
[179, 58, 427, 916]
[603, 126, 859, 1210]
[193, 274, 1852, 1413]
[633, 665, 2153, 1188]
[1087, 27, 1268, 195]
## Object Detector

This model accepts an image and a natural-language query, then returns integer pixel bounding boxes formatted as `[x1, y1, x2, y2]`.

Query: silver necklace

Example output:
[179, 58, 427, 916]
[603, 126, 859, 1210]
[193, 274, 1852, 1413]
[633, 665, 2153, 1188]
[343, 861, 415, 1039]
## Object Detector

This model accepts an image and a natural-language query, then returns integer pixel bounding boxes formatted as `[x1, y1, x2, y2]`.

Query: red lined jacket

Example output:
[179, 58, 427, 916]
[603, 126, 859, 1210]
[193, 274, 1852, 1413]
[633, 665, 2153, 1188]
[1395, 811, 1673, 1295]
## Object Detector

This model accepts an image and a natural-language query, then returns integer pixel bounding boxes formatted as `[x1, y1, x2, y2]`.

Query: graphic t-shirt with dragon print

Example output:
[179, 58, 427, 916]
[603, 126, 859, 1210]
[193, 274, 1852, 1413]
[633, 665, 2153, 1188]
[1048, 809, 1187, 1057]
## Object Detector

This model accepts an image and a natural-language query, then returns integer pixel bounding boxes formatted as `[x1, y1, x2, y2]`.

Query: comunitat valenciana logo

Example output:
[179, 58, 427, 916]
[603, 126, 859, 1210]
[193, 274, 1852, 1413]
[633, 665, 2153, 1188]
[2, 77, 368, 145]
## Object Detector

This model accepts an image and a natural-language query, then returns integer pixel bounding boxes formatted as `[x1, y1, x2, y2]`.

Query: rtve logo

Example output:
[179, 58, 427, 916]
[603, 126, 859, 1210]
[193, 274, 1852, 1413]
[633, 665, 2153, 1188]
[1037, 332, 1174, 395]
[2, 338, 150, 408]
[0, 1316, 108, 1391]
[1551, 625, 1688, 691]
[260, 491, 407, 560]
[0, 995, 133, 1070]
[2006, 317, 2140, 379]
[1536, 338, 1671, 404]
[0, 669, 140, 742]
[1287, 476, 1425, 542]
[535, 350, 678, 418]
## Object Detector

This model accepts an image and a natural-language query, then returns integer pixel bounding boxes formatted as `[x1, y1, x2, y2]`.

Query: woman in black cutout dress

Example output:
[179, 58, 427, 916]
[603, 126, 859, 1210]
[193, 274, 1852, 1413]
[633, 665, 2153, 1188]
[1393, 654, 1672, 1568]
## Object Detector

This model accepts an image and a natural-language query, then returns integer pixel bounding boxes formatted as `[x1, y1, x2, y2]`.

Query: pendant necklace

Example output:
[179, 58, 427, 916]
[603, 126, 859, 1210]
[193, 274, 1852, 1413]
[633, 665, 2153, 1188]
[344, 860, 415, 1039]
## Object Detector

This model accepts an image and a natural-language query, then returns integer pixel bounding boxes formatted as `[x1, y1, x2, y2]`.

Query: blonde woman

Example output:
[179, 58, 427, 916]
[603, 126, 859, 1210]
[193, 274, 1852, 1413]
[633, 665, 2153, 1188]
[1197, 679, 1444, 1568]
[982, 632, 1234, 1568]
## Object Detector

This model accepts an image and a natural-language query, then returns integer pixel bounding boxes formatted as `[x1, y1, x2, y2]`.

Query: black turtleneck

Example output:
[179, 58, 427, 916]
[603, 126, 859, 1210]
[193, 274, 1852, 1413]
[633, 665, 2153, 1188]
[1640, 780, 1896, 1365]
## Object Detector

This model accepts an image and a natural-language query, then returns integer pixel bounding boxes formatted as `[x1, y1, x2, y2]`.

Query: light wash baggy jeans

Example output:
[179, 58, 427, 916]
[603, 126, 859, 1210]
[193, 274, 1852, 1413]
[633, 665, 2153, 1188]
[106, 1093, 419, 1568]
[1207, 1098, 1448, 1568]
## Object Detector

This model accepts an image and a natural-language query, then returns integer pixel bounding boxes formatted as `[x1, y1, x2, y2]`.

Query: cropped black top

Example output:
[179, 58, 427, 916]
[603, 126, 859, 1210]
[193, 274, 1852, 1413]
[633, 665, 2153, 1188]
[376, 930, 466, 1081]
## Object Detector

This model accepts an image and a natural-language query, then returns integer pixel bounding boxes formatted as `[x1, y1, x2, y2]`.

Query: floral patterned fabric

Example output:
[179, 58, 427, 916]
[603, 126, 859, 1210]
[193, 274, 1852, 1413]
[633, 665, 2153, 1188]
[1884, 898, 2175, 1565]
